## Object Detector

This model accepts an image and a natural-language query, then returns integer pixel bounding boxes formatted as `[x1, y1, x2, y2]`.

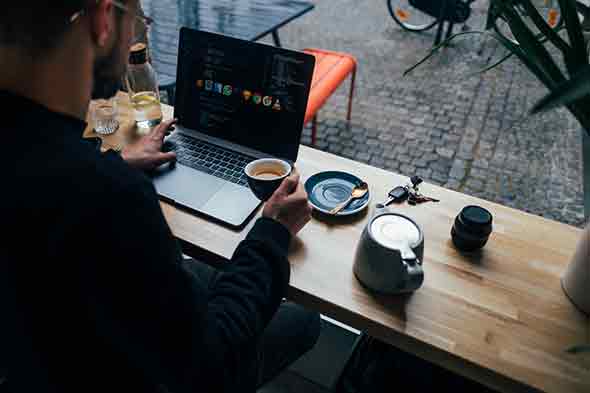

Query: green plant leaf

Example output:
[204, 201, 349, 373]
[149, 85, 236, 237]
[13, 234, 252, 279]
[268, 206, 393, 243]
[489, 1, 590, 129]
[466, 27, 567, 78]
[577, 1, 590, 31]
[406, 0, 590, 128]
[466, 52, 514, 77]
[499, 0, 567, 88]
[403, 30, 492, 77]
[403, 26, 552, 79]
[565, 345, 590, 354]
[531, 64, 590, 113]
[518, 0, 570, 53]
[490, 23, 557, 89]
[558, 0, 588, 69]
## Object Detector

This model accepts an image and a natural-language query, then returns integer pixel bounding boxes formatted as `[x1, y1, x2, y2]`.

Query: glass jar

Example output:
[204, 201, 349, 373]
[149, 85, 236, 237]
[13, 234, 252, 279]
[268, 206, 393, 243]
[125, 43, 163, 133]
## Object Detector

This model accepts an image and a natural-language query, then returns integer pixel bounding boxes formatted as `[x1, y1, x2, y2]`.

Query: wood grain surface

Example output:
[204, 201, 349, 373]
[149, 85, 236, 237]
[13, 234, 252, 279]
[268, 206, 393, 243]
[85, 93, 590, 393]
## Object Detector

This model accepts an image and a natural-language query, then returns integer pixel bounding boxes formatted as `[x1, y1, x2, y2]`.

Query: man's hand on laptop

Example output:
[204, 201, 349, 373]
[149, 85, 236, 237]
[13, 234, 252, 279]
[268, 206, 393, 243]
[121, 118, 177, 171]
[263, 171, 312, 236]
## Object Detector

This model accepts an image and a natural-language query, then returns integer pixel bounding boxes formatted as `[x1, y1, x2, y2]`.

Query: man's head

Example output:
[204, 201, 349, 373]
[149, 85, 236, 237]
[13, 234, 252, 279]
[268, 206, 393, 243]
[0, 0, 139, 99]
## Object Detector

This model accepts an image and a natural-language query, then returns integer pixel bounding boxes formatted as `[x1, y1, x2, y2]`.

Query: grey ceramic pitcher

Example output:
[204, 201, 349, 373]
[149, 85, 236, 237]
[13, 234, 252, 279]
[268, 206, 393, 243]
[353, 209, 424, 294]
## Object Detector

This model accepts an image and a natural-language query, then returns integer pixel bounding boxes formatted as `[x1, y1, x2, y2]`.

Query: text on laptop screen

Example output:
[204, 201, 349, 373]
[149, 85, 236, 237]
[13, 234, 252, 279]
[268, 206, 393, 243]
[175, 29, 315, 161]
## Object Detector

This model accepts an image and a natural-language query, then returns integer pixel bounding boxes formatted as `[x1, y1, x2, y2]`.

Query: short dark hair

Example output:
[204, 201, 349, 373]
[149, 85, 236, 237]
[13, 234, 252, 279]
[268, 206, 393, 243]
[0, 2, 88, 52]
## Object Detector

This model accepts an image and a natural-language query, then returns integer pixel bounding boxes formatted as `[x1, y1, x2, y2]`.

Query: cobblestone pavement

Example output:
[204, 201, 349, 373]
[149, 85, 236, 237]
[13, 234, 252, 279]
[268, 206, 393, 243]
[264, 0, 585, 227]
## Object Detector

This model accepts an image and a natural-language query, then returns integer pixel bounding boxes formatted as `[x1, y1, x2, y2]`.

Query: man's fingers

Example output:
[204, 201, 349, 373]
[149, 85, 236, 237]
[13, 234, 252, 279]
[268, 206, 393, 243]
[281, 193, 311, 215]
[288, 171, 300, 185]
[283, 181, 307, 201]
[293, 210, 312, 234]
[151, 118, 177, 139]
[294, 180, 306, 195]
[283, 179, 307, 198]
[152, 151, 177, 167]
[276, 173, 300, 196]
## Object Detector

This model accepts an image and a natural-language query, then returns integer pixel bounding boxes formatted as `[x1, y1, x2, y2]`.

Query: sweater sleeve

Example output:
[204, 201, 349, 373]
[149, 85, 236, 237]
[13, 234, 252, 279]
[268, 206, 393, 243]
[84, 174, 291, 393]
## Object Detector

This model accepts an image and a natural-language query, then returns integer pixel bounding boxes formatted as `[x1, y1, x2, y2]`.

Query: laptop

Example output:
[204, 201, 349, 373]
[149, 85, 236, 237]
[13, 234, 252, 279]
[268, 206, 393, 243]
[152, 28, 315, 229]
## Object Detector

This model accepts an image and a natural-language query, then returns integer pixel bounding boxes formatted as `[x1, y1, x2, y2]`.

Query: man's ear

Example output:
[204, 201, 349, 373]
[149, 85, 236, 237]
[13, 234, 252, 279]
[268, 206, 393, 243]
[91, 0, 115, 48]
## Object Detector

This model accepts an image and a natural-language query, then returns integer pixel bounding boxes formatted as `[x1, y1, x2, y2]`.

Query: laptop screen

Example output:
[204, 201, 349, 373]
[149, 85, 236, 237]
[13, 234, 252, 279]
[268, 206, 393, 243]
[174, 28, 315, 162]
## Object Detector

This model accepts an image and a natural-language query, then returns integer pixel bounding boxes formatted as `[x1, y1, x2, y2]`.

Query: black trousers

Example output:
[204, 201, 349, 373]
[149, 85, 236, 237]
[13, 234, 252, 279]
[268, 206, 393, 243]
[181, 258, 322, 389]
[0, 261, 321, 393]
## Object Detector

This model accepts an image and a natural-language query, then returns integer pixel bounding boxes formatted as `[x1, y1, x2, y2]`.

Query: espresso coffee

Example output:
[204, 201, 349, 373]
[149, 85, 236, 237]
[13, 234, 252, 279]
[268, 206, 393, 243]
[253, 169, 286, 179]
[244, 158, 292, 201]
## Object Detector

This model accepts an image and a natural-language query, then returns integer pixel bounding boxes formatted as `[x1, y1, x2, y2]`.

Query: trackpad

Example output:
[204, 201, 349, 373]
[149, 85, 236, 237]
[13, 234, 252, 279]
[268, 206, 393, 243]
[201, 182, 262, 227]
[152, 164, 224, 209]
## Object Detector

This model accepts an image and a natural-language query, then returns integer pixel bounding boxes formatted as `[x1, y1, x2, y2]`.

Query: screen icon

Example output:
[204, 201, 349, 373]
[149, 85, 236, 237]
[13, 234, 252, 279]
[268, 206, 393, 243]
[223, 85, 233, 96]
[272, 99, 282, 111]
[263, 96, 273, 107]
[214, 83, 223, 94]
[252, 94, 262, 105]
[243, 90, 252, 101]
[205, 80, 213, 91]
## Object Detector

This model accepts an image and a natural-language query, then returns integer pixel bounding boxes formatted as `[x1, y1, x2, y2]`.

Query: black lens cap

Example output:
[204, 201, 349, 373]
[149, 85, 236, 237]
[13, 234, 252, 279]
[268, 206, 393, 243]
[452, 205, 493, 251]
[460, 205, 492, 228]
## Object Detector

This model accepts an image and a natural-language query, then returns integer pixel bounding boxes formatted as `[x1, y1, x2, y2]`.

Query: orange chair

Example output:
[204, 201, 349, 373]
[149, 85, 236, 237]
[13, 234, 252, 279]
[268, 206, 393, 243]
[303, 49, 357, 146]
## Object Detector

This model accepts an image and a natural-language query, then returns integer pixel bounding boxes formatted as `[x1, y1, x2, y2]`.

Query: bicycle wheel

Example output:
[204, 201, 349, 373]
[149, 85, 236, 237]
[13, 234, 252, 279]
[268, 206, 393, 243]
[387, 0, 439, 32]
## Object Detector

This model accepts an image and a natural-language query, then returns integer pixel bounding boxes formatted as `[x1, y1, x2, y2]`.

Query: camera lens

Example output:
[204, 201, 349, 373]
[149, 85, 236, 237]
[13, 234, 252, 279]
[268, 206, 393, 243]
[451, 205, 493, 251]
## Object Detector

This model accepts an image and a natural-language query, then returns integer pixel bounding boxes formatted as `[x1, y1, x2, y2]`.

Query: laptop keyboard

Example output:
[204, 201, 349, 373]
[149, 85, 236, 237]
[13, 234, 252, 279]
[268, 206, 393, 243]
[167, 133, 255, 187]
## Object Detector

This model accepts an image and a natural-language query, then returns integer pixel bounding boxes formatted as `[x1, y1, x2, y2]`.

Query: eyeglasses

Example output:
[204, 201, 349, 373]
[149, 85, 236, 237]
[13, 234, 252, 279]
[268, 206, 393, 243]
[69, 0, 154, 26]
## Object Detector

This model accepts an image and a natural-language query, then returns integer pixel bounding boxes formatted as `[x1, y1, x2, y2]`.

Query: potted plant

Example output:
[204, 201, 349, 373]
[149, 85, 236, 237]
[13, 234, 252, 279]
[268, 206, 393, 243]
[406, 0, 590, 213]
[405, 0, 589, 351]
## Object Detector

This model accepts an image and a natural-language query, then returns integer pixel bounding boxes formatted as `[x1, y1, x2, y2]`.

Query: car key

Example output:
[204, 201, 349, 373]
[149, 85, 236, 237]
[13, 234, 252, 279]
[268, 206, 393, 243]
[421, 195, 440, 203]
[410, 176, 423, 189]
[377, 186, 409, 208]
[408, 192, 440, 205]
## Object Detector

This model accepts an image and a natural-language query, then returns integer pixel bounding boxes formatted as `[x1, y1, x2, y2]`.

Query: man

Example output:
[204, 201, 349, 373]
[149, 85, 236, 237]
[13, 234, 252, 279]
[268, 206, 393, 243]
[0, 1, 320, 392]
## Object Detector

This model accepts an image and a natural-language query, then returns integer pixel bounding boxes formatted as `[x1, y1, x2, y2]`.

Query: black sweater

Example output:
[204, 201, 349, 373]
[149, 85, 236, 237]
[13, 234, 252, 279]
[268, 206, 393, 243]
[0, 91, 291, 393]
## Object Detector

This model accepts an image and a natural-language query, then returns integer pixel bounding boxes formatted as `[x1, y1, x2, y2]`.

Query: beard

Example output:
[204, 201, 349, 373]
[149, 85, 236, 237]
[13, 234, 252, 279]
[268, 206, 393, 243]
[91, 67, 122, 100]
[91, 28, 126, 100]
